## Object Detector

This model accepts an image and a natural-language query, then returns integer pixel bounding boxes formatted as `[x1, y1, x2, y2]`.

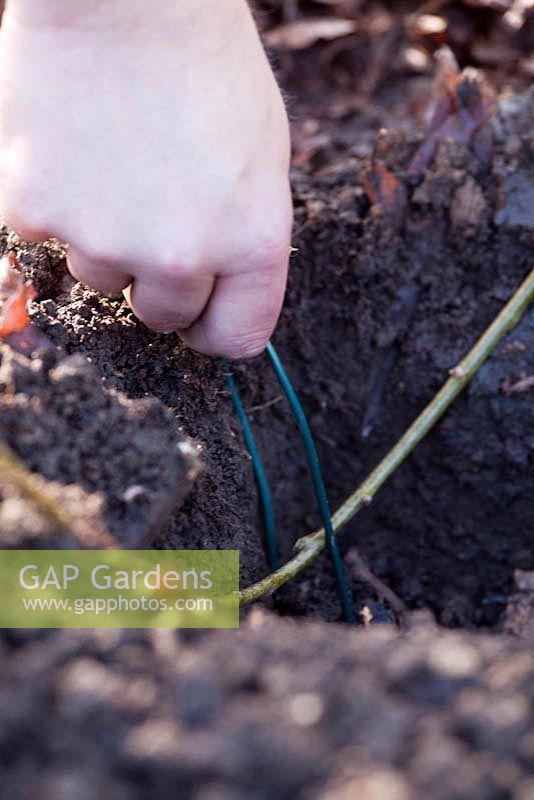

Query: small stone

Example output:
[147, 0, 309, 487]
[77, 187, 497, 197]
[428, 637, 480, 677]
[289, 693, 324, 727]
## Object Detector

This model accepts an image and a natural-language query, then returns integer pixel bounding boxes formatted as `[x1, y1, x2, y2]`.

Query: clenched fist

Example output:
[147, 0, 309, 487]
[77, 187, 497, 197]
[0, 0, 292, 358]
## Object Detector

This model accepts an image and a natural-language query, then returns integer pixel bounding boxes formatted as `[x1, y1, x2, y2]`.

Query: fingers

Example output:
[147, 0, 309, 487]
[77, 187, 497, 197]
[0, 206, 51, 244]
[67, 246, 132, 294]
[179, 255, 289, 359]
[124, 273, 214, 333]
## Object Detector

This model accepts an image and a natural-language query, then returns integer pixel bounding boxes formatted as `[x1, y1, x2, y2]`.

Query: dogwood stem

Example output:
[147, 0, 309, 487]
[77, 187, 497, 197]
[240, 269, 534, 606]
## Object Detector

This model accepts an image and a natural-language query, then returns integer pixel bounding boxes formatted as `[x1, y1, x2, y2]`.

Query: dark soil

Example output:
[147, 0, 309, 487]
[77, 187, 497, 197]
[0, 23, 532, 799]
[0, 344, 200, 549]
[1, 611, 533, 800]
[19, 265, 267, 587]
[239, 85, 534, 627]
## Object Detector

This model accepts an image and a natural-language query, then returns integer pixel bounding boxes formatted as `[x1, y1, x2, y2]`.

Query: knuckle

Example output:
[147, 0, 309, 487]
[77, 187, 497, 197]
[154, 248, 201, 286]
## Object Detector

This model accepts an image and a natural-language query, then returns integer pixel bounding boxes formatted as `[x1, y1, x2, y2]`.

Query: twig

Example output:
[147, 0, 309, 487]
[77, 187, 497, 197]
[240, 269, 534, 606]
[502, 374, 534, 395]
[347, 548, 407, 615]
[247, 395, 284, 414]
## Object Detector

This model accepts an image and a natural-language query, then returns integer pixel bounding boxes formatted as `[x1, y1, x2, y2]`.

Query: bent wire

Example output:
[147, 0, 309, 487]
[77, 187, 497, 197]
[265, 342, 354, 624]
[224, 344, 354, 624]
[223, 360, 279, 572]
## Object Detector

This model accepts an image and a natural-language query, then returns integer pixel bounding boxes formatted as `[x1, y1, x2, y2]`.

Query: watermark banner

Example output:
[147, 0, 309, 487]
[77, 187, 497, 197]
[0, 550, 239, 628]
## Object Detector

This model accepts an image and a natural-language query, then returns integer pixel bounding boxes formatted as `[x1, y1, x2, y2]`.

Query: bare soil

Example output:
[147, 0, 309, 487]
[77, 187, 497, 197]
[1, 611, 533, 799]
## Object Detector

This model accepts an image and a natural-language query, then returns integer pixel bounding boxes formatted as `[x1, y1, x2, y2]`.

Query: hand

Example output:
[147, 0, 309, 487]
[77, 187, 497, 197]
[0, 0, 292, 358]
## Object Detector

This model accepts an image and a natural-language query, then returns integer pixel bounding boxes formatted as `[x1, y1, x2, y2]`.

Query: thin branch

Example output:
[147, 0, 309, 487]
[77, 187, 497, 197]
[246, 395, 284, 414]
[240, 269, 534, 606]
[347, 548, 407, 615]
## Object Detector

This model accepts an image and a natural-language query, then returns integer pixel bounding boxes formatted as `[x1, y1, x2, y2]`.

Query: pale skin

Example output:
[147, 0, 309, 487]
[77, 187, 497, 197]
[0, 0, 292, 358]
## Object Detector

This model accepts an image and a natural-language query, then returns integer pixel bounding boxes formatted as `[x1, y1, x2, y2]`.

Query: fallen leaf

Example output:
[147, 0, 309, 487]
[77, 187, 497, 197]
[264, 17, 358, 50]
[0, 252, 54, 354]
[408, 47, 494, 178]
[426, 46, 462, 135]
[0, 252, 23, 300]
[363, 161, 407, 223]
[0, 281, 36, 337]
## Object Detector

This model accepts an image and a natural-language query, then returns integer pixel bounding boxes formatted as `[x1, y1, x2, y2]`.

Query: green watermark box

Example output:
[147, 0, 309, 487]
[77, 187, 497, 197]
[0, 550, 239, 628]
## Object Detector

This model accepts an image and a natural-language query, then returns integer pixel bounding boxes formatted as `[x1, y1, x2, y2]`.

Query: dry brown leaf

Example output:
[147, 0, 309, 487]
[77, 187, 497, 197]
[363, 161, 407, 223]
[264, 17, 358, 50]
[0, 253, 54, 354]
[408, 48, 494, 178]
